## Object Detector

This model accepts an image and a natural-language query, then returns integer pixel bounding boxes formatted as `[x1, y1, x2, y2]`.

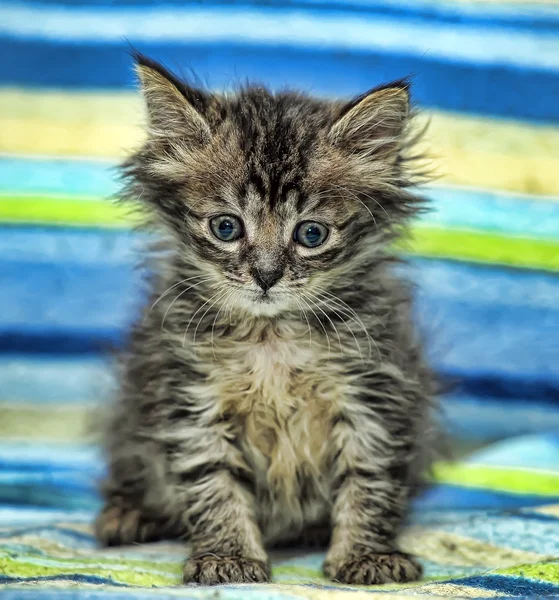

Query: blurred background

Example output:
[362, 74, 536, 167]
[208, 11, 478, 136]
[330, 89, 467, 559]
[0, 0, 558, 518]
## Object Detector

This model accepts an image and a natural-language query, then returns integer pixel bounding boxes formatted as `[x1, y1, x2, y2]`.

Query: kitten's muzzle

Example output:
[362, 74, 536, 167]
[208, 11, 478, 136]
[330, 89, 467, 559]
[251, 267, 283, 294]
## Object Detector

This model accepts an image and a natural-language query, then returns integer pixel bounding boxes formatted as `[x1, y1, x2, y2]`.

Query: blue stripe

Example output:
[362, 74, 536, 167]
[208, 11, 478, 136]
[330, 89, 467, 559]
[470, 434, 559, 471]
[1, 39, 558, 122]
[11, 0, 559, 33]
[0, 227, 140, 266]
[417, 511, 559, 555]
[3, 3, 558, 69]
[441, 394, 559, 442]
[0, 524, 94, 542]
[0, 444, 99, 469]
[456, 574, 559, 596]
[0, 486, 98, 511]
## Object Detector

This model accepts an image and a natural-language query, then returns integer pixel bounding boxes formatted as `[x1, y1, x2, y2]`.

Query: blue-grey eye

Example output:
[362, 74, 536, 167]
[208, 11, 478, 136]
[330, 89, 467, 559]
[294, 221, 329, 248]
[209, 215, 243, 242]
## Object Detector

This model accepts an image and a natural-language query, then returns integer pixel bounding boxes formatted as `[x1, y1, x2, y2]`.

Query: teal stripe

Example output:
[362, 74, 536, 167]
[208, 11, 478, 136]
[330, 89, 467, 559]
[2, 158, 558, 239]
[0, 157, 117, 198]
[422, 186, 559, 239]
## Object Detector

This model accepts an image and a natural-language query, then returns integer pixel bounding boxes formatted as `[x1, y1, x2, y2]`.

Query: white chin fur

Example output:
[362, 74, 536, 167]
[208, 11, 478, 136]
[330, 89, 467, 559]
[236, 293, 289, 317]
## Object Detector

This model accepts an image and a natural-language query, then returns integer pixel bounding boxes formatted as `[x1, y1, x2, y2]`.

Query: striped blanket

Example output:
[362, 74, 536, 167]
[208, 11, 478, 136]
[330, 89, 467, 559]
[1, 435, 559, 597]
[1, 0, 558, 597]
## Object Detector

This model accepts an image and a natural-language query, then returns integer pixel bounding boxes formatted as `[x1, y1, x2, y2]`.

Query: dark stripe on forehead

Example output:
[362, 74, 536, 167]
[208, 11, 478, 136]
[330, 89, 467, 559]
[268, 172, 281, 210]
[247, 171, 267, 198]
[273, 177, 302, 209]
[296, 190, 310, 213]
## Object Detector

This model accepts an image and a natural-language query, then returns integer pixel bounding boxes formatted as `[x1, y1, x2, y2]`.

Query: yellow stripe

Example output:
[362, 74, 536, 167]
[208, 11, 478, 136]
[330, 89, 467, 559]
[433, 462, 559, 495]
[1, 88, 559, 196]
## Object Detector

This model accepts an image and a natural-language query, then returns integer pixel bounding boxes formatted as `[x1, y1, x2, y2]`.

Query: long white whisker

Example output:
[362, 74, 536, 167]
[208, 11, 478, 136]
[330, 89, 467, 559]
[349, 187, 393, 224]
[193, 289, 229, 351]
[312, 291, 364, 363]
[298, 293, 331, 361]
[210, 288, 236, 360]
[332, 183, 378, 229]
[160, 278, 213, 332]
[301, 291, 344, 354]
[150, 274, 207, 312]
[312, 286, 381, 363]
[293, 295, 312, 350]
[182, 288, 224, 348]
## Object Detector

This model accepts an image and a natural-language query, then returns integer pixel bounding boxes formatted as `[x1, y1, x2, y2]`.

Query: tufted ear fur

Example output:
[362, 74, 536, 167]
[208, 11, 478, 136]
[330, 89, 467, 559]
[329, 82, 410, 161]
[135, 53, 211, 146]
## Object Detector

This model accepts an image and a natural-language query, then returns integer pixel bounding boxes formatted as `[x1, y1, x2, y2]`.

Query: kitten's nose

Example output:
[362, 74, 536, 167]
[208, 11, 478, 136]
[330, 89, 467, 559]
[251, 267, 283, 293]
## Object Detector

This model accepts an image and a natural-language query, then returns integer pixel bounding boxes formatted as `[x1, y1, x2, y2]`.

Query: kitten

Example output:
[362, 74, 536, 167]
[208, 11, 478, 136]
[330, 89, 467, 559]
[95, 53, 438, 586]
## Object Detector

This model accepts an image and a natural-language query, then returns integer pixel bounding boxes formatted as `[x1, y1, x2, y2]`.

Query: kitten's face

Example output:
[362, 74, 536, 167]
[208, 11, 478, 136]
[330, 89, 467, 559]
[182, 172, 358, 317]
[130, 56, 418, 317]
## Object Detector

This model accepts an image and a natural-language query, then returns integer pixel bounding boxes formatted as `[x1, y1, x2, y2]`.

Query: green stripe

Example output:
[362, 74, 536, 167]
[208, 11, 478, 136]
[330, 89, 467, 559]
[433, 462, 559, 496]
[408, 225, 559, 272]
[0, 195, 133, 228]
[497, 561, 559, 585]
[0, 554, 181, 587]
[1, 194, 558, 271]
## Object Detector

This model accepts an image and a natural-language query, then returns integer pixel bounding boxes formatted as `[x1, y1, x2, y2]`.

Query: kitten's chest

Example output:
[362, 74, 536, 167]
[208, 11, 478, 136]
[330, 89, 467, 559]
[208, 327, 342, 499]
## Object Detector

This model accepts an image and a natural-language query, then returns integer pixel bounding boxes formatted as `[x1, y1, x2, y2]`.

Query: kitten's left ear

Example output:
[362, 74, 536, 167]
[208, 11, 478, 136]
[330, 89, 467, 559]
[329, 82, 410, 160]
[134, 53, 211, 146]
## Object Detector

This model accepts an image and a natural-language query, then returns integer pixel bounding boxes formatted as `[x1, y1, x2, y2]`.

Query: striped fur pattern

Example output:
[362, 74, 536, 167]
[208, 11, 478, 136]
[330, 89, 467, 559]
[96, 54, 438, 586]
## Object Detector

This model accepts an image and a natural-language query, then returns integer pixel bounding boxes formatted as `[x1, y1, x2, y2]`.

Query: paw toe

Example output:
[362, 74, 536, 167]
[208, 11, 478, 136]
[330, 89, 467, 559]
[324, 552, 422, 585]
[183, 555, 270, 585]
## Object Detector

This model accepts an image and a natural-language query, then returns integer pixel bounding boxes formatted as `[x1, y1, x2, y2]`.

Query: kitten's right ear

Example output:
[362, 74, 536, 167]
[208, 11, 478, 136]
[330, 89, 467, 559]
[329, 81, 410, 161]
[134, 53, 211, 146]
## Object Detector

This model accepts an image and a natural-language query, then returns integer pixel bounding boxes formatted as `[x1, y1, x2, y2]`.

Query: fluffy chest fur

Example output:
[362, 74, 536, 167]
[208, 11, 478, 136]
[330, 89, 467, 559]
[197, 322, 348, 540]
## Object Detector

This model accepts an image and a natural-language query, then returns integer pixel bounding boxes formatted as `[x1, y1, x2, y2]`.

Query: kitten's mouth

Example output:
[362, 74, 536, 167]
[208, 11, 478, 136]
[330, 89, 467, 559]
[241, 288, 287, 317]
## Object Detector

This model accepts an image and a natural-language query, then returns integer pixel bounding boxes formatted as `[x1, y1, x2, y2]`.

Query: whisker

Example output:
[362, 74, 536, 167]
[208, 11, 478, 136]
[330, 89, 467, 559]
[293, 295, 312, 350]
[160, 278, 214, 331]
[210, 288, 236, 360]
[301, 290, 344, 355]
[182, 288, 226, 348]
[331, 183, 378, 229]
[311, 286, 382, 363]
[150, 274, 207, 312]
[348, 187, 393, 225]
[193, 288, 229, 351]
[311, 291, 364, 363]
[298, 293, 331, 361]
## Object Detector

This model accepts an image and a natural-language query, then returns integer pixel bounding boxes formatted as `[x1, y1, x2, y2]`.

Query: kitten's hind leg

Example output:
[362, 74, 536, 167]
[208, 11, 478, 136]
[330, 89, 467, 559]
[95, 497, 185, 547]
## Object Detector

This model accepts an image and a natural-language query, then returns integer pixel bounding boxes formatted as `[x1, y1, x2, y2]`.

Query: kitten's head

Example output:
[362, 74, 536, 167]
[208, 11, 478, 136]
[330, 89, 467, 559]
[126, 54, 425, 317]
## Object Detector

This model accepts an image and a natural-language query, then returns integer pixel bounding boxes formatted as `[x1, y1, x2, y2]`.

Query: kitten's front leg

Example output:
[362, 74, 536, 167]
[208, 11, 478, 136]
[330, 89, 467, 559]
[177, 452, 269, 585]
[324, 410, 422, 585]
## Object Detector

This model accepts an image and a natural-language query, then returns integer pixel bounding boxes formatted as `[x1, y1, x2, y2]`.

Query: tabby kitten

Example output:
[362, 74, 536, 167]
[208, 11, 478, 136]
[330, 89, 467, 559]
[96, 53, 437, 586]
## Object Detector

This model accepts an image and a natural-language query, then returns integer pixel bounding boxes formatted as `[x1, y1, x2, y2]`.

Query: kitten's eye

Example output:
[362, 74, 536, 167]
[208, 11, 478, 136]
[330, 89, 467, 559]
[294, 221, 329, 248]
[209, 215, 243, 242]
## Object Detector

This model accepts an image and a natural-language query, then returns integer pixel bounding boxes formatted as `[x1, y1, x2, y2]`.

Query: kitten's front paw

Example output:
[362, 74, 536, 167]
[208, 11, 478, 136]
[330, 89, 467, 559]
[324, 552, 422, 585]
[183, 555, 271, 585]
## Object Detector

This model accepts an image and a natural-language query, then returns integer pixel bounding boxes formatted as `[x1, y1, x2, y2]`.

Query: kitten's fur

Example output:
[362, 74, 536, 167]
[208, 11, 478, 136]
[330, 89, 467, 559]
[96, 53, 438, 586]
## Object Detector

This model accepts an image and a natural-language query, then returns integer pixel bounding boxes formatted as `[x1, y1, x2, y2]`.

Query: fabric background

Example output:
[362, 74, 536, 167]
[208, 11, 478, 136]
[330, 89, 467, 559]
[0, 0, 558, 597]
